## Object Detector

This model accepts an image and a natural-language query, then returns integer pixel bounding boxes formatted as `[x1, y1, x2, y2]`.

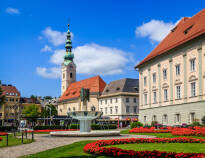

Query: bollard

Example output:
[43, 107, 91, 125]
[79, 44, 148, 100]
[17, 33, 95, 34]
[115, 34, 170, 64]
[14, 130, 16, 138]
[32, 131, 34, 142]
[6, 134, 8, 146]
[25, 130, 27, 139]
[21, 132, 23, 144]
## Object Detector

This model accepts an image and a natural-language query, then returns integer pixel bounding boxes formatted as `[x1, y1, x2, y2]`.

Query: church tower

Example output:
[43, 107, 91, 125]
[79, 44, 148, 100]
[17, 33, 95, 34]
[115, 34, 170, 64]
[61, 24, 76, 95]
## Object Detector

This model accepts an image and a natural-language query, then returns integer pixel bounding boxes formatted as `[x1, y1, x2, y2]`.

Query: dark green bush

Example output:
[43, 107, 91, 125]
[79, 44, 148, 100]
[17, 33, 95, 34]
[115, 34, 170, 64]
[130, 122, 143, 129]
[0, 126, 17, 131]
[201, 116, 205, 125]
[34, 125, 64, 130]
[190, 121, 201, 127]
[151, 121, 158, 127]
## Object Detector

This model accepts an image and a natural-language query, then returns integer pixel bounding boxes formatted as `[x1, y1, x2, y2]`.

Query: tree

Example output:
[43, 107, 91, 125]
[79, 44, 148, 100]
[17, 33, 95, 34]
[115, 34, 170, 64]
[0, 87, 5, 106]
[30, 95, 37, 99]
[22, 104, 40, 122]
[43, 96, 52, 100]
[41, 104, 57, 117]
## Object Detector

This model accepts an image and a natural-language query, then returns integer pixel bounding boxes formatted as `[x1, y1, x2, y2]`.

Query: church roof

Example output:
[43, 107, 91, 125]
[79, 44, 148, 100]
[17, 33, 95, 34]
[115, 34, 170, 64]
[136, 9, 205, 68]
[102, 78, 139, 95]
[59, 76, 106, 101]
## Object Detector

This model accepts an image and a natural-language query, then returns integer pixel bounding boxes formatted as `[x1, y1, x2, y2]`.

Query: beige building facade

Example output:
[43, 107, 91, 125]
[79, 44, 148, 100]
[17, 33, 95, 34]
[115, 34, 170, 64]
[137, 10, 205, 126]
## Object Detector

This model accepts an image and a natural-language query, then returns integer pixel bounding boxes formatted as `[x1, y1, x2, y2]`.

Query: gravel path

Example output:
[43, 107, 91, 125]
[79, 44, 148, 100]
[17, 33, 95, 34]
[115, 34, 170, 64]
[0, 133, 155, 158]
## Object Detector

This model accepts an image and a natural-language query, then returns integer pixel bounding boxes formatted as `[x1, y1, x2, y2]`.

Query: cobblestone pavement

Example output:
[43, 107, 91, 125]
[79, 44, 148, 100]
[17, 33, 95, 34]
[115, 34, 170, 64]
[0, 133, 155, 158]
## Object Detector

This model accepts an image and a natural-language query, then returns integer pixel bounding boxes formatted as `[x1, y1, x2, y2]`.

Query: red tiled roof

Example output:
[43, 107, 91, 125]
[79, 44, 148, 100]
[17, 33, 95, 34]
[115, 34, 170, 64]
[136, 9, 205, 68]
[60, 76, 106, 101]
[0, 85, 20, 96]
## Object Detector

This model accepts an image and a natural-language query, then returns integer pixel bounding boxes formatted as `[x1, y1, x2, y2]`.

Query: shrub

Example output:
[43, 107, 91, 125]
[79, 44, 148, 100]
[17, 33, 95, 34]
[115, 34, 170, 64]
[34, 125, 64, 130]
[201, 116, 205, 125]
[0, 126, 17, 132]
[130, 122, 143, 129]
[151, 121, 158, 127]
[190, 121, 201, 127]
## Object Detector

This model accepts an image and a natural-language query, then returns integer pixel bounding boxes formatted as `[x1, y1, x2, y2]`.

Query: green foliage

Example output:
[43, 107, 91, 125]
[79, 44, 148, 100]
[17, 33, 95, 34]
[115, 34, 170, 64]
[0, 126, 17, 132]
[43, 96, 52, 100]
[201, 116, 205, 125]
[130, 122, 143, 129]
[151, 121, 158, 127]
[0, 87, 6, 106]
[22, 104, 40, 121]
[190, 121, 201, 127]
[41, 104, 57, 117]
[30, 95, 37, 99]
[34, 125, 64, 130]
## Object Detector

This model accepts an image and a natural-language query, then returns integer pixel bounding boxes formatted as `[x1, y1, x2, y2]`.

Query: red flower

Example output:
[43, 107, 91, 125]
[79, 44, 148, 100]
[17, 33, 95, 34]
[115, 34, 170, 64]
[0, 132, 8, 136]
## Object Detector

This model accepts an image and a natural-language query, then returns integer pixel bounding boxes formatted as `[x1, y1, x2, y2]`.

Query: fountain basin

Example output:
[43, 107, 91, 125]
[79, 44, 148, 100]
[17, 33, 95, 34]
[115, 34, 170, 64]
[68, 111, 102, 132]
[50, 130, 120, 137]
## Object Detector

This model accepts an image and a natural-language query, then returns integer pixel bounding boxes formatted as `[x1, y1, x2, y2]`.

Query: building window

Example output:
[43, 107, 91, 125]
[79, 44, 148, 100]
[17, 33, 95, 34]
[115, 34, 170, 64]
[176, 86, 181, 99]
[63, 73, 65, 79]
[144, 77, 147, 86]
[133, 106, 137, 113]
[70, 73, 73, 78]
[190, 59, 195, 72]
[100, 100, 102, 105]
[105, 107, 107, 114]
[126, 98, 129, 103]
[190, 112, 195, 123]
[116, 98, 118, 103]
[152, 73, 156, 83]
[105, 99, 107, 104]
[152, 115, 157, 121]
[176, 64, 180, 76]
[144, 94, 147, 105]
[100, 108, 103, 112]
[191, 82, 196, 97]
[110, 107, 112, 114]
[175, 113, 181, 123]
[163, 69, 167, 80]
[126, 106, 130, 113]
[163, 114, 168, 123]
[91, 106, 96, 111]
[73, 107, 75, 111]
[164, 89, 168, 101]
[144, 116, 147, 123]
[115, 106, 118, 114]
[133, 98, 137, 103]
[110, 99, 112, 104]
[153, 91, 157, 103]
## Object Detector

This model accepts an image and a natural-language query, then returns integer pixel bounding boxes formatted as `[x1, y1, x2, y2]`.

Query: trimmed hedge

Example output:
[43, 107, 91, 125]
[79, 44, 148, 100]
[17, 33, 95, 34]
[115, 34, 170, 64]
[0, 126, 17, 132]
[130, 122, 143, 129]
[34, 124, 117, 130]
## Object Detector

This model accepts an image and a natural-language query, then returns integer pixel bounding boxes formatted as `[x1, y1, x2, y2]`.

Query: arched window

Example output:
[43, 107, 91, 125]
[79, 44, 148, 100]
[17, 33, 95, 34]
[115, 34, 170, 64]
[70, 73, 73, 78]
[91, 106, 96, 111]
[152, 115, 157, 121]
[68, 108, 71, 112]
[73, 107, 76, 111]
[162, 114, 168, 124]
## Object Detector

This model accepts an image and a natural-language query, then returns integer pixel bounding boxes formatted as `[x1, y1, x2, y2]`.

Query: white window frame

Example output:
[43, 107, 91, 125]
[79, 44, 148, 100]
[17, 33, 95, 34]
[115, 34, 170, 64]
[144, 77, 147, 86]
[190, 58, 195, 72]
[153, 91, 157, 103]
[176, 64, 180, 76]
[191, 82, 196, 97]
[176, 86, 181, 99]
[152, 73, 156, 83]
[164, 89, 168, 101]
[163, 69, 167, 80]
[144, 93, 147, 105]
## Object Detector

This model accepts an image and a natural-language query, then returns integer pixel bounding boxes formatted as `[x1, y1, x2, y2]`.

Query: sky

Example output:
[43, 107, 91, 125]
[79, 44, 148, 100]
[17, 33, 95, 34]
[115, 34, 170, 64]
[1, 0, 205, 97]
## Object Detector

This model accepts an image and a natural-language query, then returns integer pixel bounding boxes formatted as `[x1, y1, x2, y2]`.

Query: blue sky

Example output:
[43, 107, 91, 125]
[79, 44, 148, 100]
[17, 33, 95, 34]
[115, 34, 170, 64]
[1, 0, 205, 97]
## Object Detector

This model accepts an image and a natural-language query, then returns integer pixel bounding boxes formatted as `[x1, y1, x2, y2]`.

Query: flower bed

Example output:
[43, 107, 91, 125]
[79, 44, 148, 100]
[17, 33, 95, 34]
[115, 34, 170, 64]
[129, 127, 171, 133]
[0, 132, 8, 136]
[27, 129, 78, 133]
[84, 138, 205, 158]
[172, 127, 205, 136]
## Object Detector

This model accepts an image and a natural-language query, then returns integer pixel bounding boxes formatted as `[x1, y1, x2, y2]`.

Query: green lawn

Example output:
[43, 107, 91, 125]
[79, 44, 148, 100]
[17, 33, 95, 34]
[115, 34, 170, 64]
[0, 134, 32, 147]
[22, 140, 109, 158]
[107, 143, 205, 153]
[120, 129, 205, 138]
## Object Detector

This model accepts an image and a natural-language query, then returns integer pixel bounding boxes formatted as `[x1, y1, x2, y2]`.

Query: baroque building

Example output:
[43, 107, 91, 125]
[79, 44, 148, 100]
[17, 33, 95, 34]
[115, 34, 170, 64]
[58, 24, 106, 116]
[136, 9, 205, 126]
[99, 78, 139, 120]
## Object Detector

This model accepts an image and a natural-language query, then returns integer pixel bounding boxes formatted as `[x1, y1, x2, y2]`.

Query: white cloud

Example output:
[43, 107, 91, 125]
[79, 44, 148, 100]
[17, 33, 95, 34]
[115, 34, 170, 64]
[5, 7, 20, 15]
[48, 43, 130, 76]
[40, 45, 52, 52]
[135, 19, 179, 42]
[41, 27, 74, 46]
[36, 67, 60, 78]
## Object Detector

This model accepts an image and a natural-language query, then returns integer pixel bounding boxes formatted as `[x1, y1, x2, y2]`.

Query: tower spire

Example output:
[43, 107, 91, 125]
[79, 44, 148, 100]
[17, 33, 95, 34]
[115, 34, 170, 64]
[64, 24, 74, 65]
